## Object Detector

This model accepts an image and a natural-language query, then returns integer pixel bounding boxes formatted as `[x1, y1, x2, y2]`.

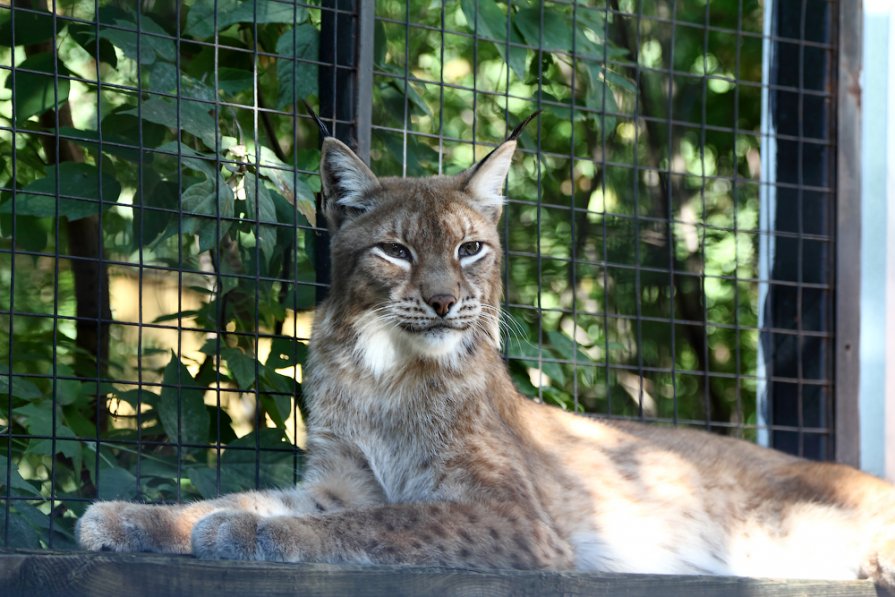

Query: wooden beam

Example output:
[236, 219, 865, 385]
[834, 0, 864, 467]
[0, 552, 881, 597]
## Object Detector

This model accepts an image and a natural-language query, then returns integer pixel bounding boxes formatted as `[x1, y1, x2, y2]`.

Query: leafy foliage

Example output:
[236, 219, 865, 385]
[0, 0, 764, 549]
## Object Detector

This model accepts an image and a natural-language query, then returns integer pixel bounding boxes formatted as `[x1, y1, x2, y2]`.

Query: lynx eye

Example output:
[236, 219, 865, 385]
[458, 241, 483, 258]
[378, 242, 412, 262]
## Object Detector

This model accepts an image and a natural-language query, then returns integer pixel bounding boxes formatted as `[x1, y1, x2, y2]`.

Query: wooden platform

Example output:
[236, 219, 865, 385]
[0, 551, 885, 597]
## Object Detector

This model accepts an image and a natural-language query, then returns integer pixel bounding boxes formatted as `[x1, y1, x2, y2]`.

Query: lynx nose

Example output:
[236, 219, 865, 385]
[427, 294, 457, 318]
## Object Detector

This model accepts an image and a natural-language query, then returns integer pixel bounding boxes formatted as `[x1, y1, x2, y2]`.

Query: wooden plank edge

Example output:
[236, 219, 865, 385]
[0, 551, 883, 597]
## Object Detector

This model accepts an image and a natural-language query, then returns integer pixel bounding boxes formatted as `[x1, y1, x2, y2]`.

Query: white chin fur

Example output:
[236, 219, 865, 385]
[353, 313, 468, 377]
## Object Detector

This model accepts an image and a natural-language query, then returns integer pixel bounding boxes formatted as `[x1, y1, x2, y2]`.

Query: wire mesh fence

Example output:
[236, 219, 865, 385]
[0, 0, 840, 550]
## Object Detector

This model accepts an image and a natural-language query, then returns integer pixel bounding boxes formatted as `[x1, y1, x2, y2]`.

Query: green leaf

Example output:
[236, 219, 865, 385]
[68, 23, 119, 67]
[541, 386, 579, 412]
[605, 68, 637, 93]
[154, 142, 218, 180]
[100, 26, 155, 65]
[217, 67, 254, 95]
[0, 8, 55, 47]
[275, 24, 319, 109]
[1, 503, 43, 548]
[230, 0, 301, 26]
[514, 8, 572, 53]
[459, 0, 527, 79]
[123, 97, 217, 149]
[266, 338, 308, 370]
[379, 69, 432, 117]
[22, 412, 80, 472]
[114, 389, 160, 410]
[186, 0, 306, 40]
[0, 456, 42, 497]
[258, 147, 317, 227]
[584, 64, 619, 129]
[0, 212, 47, 251]
[187, 467, 228, 498]
[1, 163, 122, 221]
[242, 175, 278, 260]
[506, 336, 566, 386]
[509, 364, 538, 397]
[546, 330, 591, 364]
[0, 374, 44, 400]
[221, 429, 296, 487]
[181, 177, 235, 252]
[132, 168, 179, 248]
[260, 394, 293, 430]
[181, 177, 235, 220]
[7, 53, 70, 123]
[99, 15, 175, 65]
[243, 174, 278, 225]
[155, 352, 209, 446]
[221, 347, 257, 389]
[94, 466, 138, 501]
[65, 111, 167, 160]
[148, 60, 178, 94]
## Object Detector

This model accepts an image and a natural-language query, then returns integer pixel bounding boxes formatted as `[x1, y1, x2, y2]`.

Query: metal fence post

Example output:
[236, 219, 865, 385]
[315, 0, 374, 300]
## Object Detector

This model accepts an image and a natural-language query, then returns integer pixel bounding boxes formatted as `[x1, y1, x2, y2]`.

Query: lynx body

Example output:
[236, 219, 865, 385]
[78, 131, 895, 587]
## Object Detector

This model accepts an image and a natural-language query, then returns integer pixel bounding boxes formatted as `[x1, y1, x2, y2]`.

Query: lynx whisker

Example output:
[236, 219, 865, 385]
[479, 304, 523, 343]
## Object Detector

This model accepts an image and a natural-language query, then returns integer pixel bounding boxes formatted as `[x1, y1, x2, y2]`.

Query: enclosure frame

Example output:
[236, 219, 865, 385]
[834, 0, 862, 467]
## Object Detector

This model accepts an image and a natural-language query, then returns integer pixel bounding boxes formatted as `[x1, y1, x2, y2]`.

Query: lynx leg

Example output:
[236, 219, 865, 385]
[77, 439, 384, 553]
[192, 501, 575, 570]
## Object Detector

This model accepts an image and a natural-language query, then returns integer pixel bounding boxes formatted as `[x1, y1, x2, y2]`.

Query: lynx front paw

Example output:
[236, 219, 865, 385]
[192, 511, 310, 562]
[77, 501, 190, 553]
[192, 510, 263, 560]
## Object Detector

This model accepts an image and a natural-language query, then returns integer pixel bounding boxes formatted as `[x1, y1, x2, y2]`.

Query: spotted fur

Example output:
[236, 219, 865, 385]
[78, 136, 895, 588]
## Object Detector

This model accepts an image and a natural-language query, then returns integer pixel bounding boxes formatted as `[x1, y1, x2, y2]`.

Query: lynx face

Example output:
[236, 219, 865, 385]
[319, 139, 516, 375]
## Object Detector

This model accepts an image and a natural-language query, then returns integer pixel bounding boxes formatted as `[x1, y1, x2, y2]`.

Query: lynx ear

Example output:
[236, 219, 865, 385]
[462, 140, 517, 222]
[462, 112, 538, 222]
[320, 137, 380, 228]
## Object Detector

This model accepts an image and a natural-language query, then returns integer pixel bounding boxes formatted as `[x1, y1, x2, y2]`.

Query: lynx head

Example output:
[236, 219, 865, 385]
[318, 128, 528, 377]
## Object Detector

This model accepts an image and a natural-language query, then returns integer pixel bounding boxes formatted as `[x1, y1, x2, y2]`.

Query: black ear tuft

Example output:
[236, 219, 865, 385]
[471, 111, 540, 170]
[304, 102, 332, 139]
[506, 110, 541, 142]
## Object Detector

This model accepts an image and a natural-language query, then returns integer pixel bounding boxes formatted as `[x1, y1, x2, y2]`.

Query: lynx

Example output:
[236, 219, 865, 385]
[78, 119, 895, 589]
